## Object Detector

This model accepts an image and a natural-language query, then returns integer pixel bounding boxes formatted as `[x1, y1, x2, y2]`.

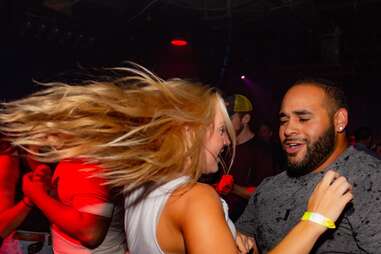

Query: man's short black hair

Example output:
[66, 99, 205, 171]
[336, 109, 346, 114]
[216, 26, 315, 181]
[293, 78, 348, 116]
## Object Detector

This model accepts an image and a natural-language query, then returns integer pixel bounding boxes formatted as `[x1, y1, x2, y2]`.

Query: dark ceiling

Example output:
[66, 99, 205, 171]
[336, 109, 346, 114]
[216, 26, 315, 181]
[3, 0, 381, 76]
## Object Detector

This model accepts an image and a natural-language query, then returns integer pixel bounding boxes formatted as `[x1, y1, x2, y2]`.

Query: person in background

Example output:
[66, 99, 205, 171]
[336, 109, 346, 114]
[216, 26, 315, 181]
[22, 159, 127, 254]
[353, 126, 377, 157]
[218, 94, 276, 222]
[256, 120, 285, 174]
[1, 95, 127, 253]
[0, 142, 53, 254]
[372, 142, 381, 159]
[256, 121, 273, 143]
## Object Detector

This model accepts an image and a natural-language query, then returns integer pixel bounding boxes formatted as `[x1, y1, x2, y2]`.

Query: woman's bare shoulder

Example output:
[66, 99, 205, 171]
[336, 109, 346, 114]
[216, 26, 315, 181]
[166, 182, 223, 221]
[165, 183, 237, 253]
[173, 182, 219, 203]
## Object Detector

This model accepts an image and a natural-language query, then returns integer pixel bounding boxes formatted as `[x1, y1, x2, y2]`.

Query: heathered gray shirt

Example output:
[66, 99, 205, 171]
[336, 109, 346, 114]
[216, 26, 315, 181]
[236, 146, 381, 254]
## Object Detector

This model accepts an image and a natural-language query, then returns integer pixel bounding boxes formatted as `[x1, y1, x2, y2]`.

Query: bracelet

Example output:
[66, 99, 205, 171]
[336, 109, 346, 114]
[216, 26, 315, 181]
[22, 198, 33, 209]
[301, 211, 336, 229]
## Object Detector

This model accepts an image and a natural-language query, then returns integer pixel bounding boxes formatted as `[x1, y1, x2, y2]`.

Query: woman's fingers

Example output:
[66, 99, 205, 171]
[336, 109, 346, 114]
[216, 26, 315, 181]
[319, 170, 340, 190]
[236, 232, 254, 254]
[332, 179, 352, 196]
[342, 191, 354, 204]
[33, 164, 51, 176]
[308, 170, 353, 222]
[32, 165, 51, 181]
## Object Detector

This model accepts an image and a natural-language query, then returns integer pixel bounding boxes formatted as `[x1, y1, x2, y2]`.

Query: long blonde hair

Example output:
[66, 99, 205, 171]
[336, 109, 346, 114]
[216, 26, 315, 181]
[0, 65, 235, 194]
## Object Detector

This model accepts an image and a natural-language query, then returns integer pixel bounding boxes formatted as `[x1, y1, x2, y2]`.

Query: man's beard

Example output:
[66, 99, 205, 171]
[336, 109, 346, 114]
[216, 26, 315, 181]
[286, 124, 336, 177]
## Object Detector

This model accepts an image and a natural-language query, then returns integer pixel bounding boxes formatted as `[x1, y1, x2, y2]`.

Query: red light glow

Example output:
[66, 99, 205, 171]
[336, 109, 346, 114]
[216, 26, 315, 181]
[171, 39, 188, 46]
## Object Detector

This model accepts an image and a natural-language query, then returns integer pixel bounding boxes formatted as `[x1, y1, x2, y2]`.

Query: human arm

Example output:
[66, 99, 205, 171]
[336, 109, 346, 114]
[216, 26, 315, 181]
[267, 170, 352, 254]
[0, 198, 33, 238]
[0, 151, 32, 238]
[216, 174, 255, 198]
[23, 165, 112, 249]
[231, 184, 255, 199]
[231, 143, 272, 199]
[235, 171, 352, 254]
[236, 231, 258, 254]
[181, 184, 238, 254]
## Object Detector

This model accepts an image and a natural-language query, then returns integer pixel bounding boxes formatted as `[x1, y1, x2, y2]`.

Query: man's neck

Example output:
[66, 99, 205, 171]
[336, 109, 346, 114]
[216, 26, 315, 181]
[312, 135, 349, 173]
[236, 128, 255, 145]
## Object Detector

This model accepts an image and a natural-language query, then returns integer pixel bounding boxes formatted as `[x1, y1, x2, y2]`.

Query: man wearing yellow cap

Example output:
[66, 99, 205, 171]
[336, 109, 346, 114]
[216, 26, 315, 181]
[221, 94, 276, 221]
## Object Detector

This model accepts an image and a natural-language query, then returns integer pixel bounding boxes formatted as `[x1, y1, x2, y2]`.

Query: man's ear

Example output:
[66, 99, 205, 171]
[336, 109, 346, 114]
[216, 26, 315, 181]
[242, 113, 251, 125]
[334, 108, 348, 133]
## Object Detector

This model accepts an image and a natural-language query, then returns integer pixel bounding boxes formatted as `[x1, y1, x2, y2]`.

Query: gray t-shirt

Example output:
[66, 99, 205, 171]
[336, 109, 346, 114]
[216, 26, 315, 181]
[236, 146, 381, 254]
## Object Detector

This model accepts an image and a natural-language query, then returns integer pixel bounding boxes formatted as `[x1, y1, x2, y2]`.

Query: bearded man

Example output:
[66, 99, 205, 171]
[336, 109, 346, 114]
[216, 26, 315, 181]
[235, 79, 381, 254]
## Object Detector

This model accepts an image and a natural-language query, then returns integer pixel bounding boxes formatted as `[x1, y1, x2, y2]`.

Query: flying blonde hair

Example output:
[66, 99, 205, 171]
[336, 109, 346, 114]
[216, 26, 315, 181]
[0, 65, 235, 194]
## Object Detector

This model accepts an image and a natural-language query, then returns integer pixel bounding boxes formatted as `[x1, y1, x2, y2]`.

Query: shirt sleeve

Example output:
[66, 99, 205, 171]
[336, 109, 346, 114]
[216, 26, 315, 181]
[54, 160, 113, 217]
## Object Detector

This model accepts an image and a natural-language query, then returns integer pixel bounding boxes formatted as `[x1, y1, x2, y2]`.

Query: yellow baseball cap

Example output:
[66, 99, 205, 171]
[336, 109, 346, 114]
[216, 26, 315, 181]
[225, 94, 253, 116]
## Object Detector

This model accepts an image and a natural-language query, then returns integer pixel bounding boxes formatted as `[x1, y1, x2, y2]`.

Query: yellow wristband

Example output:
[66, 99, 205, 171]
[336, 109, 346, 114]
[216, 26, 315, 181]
[301, 212, 336, 229]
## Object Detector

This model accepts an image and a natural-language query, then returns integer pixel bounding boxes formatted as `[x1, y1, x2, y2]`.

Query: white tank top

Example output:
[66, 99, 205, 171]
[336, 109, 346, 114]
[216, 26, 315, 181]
[124, 176, 236, 254]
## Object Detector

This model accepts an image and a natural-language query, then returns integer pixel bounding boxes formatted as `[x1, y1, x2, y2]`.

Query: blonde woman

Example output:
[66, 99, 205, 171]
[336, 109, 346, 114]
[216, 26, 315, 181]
[0, 65, 352, 254]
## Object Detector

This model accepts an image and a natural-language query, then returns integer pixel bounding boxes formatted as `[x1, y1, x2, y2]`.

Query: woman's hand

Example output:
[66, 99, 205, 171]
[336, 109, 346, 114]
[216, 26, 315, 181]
[32, 164, 52, 190]
[267, 171, 353, 254]
[236, 231, 258, 254]
[22, 165, 52, 202]
[307, 170, 353, 230]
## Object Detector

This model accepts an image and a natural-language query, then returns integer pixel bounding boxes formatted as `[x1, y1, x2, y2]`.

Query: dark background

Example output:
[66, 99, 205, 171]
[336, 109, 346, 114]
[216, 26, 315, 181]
[1, 0, 380, 140]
